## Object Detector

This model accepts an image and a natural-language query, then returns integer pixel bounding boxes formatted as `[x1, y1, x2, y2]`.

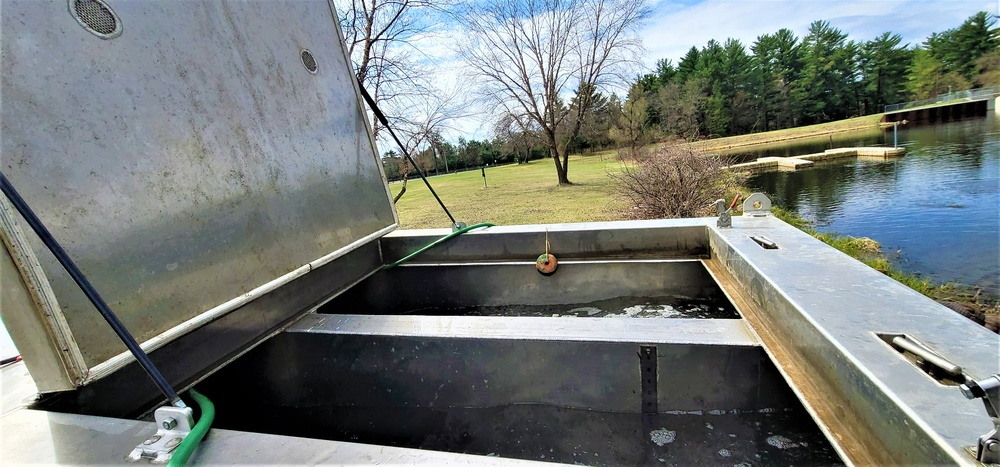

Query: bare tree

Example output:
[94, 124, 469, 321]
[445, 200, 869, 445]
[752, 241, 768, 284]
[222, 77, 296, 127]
[337, 0, 445, 140]
[494, 112, 540, 164]
[387, 88, 468, 203]
[459, 0, 646, 185]
[610, 89, 649, 157]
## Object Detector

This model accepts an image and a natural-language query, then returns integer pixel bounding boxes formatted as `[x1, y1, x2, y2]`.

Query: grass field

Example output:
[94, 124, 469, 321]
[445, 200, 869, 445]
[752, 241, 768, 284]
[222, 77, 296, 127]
[390, 153, 624, 229]
[389, 136, 998, 318]
[391, 114, 887, 229]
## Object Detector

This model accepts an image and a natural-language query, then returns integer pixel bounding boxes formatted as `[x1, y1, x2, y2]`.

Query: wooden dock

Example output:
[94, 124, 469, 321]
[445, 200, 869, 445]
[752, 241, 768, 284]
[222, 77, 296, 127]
[729, 147, 905, 173]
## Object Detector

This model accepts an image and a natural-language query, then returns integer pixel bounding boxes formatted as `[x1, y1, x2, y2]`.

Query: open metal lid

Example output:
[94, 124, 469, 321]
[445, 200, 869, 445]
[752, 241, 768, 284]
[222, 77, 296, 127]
[0, 0, 396, 396]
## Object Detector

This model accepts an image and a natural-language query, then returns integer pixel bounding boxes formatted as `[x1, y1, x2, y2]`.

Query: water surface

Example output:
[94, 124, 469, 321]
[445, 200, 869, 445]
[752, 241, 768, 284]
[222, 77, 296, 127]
[402, 295, 740, 319]
[745, 116, 999, 294]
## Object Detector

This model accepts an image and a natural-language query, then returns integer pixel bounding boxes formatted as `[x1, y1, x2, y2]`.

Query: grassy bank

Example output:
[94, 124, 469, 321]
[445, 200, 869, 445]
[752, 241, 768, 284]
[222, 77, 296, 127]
[683, 114, 885, 153]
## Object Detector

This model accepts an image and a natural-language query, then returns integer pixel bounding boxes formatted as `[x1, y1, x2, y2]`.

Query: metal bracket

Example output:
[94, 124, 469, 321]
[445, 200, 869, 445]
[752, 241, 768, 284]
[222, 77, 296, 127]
[960, 374, 1000, 464]
[742, 193, 772, 217]
[127, 405, 194, 463]
[712, 199, 732, 228]
[640, 345, 658, 414]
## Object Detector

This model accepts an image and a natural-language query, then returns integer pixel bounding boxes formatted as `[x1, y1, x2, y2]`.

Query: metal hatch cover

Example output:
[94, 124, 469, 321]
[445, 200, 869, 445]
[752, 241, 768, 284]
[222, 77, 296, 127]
[0, 0, 397, 397]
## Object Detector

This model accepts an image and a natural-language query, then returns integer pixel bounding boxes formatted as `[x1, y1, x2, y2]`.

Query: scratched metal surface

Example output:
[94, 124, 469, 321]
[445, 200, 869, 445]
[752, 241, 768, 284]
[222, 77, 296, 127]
[0, 408, 551, 465]
[0, 0, 395, 368]
[709, 216, 1000, 464]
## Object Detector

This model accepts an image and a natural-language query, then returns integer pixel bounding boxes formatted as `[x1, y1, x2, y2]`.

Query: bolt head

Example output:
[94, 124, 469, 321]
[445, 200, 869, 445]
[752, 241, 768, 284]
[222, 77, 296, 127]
[162, 417, 177, 430]
[987, 441, 999, 453]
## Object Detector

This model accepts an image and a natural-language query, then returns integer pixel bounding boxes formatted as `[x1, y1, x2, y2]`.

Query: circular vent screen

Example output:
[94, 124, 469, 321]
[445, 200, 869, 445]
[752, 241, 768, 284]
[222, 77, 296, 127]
[301, 50, 318, 73]
[70, 0, 122, 39]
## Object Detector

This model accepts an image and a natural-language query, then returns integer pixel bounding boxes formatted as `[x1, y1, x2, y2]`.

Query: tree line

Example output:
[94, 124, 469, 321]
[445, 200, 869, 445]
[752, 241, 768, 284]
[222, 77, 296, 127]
[339, 0, 997, 186]
[618, 11, 999, 145]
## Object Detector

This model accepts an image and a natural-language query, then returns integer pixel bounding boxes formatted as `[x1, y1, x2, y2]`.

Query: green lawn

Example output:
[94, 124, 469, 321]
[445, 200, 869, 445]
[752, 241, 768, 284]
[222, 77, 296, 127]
[390, 154, 624, 229]
[389, 113, 887, 229]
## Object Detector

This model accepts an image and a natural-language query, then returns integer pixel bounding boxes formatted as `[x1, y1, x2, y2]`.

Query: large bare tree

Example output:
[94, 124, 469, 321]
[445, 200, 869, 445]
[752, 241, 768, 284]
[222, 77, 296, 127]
[337, 0, 471, 207]
[459, 0, 646, 185]
[337, 0, 442, 140]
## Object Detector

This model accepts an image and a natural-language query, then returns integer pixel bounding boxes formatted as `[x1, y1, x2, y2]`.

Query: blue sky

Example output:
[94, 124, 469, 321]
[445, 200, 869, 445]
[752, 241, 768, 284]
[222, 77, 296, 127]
[640, 0, 997, 66]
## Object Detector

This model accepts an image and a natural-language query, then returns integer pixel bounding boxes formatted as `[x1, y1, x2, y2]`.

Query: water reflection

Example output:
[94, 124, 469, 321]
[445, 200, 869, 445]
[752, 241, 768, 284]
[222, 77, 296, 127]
[747, 116, 999, 294]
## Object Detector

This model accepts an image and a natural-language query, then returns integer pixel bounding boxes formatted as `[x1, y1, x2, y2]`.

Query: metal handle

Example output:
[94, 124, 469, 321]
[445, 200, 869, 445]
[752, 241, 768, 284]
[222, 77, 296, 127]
[890, 335, 962, 377]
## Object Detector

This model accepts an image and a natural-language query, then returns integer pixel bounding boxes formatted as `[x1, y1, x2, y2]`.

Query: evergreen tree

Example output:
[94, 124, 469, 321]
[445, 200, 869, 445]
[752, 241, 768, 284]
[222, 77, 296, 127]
[907, 48, 970, 99]
[795, 21, 855, 123]
[675, 46, 701, 83]
[927, 11, 1000, 82]
[860, 32, 912, 112]
[752, 28, 803, 130]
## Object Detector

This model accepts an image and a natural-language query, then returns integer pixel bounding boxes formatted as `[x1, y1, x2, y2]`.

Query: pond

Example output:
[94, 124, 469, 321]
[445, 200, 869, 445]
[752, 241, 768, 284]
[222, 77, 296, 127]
[742, 115, 999, 295]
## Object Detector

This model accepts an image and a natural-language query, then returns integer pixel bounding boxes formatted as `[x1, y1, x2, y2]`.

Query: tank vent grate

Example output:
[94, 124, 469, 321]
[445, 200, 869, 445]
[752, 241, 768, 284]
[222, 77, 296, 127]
[71, 0, 121, 39]
[301, 50, 318, 73]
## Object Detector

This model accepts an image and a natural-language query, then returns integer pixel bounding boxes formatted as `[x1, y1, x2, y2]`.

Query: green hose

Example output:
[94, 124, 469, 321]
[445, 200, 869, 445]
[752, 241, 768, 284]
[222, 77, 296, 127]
[167, 388, 215, 467]
[383, 222, 495, 269]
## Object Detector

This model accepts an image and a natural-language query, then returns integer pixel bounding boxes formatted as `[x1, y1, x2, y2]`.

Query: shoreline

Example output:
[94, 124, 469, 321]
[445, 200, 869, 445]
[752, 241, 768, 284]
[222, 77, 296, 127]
[679, 114, 885, 153]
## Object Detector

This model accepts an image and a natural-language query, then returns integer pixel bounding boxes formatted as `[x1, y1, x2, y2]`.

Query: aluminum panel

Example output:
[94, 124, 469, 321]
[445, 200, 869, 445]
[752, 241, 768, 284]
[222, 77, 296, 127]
[323, 260, 724, 312]
[707, 216, 1000, 465]
[1, 408, 549, 465]
[0, 0, 395, 376]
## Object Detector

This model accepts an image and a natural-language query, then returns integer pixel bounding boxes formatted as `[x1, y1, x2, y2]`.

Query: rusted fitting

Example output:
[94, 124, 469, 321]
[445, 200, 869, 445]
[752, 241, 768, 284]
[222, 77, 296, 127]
[536, 253, 558, 275]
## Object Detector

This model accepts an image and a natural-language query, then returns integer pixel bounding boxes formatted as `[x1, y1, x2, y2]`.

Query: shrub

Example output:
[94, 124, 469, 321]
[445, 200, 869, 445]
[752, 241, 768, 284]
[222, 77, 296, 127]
[612, 145, 748, 219]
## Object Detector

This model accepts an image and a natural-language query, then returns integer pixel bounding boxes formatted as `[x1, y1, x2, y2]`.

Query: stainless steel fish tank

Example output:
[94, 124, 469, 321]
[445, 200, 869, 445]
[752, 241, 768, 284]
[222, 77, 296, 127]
[1, 1, 998, 465]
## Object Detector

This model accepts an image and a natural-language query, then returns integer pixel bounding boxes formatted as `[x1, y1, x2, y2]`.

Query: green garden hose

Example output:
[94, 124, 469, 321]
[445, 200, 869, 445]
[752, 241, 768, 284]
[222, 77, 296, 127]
[167, 388, 215, 467]
[383, 223, 495, 269]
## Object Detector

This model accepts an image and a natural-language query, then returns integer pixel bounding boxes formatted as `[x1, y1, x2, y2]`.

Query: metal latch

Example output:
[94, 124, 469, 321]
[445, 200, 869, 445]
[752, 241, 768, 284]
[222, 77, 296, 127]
[128, 405, 194, 463]
[960, 374, 1000, 464]
[713, 195, 741, 228]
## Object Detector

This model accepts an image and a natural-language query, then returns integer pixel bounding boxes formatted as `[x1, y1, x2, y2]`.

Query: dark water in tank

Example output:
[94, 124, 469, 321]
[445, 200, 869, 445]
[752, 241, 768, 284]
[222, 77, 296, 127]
[742, 116, 999, 295]
[402, 295, 740, 319]
[263, 404, 842, 466]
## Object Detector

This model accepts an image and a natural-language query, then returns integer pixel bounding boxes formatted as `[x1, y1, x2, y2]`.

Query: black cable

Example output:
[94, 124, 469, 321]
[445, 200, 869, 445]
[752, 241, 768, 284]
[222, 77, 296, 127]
[355, 81, 458, 226]
[0, 172, 182, 406]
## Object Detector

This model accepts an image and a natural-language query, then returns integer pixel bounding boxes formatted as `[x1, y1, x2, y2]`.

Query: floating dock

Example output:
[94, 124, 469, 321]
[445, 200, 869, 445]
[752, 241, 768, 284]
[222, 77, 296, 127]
[729, 146, 906, 172]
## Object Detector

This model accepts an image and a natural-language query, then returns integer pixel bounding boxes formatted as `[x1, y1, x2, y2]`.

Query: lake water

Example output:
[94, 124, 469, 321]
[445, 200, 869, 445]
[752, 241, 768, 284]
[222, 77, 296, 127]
[742, 116, 999, 295]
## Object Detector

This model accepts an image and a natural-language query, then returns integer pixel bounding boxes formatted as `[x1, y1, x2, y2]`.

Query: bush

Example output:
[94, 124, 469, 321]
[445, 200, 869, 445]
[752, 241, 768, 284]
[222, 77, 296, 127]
[612, 145, 748, 219]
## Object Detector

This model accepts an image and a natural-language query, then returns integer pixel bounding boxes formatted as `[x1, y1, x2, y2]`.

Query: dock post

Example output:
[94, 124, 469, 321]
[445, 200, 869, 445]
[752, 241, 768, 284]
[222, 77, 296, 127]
[893, 122, 898, 148]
